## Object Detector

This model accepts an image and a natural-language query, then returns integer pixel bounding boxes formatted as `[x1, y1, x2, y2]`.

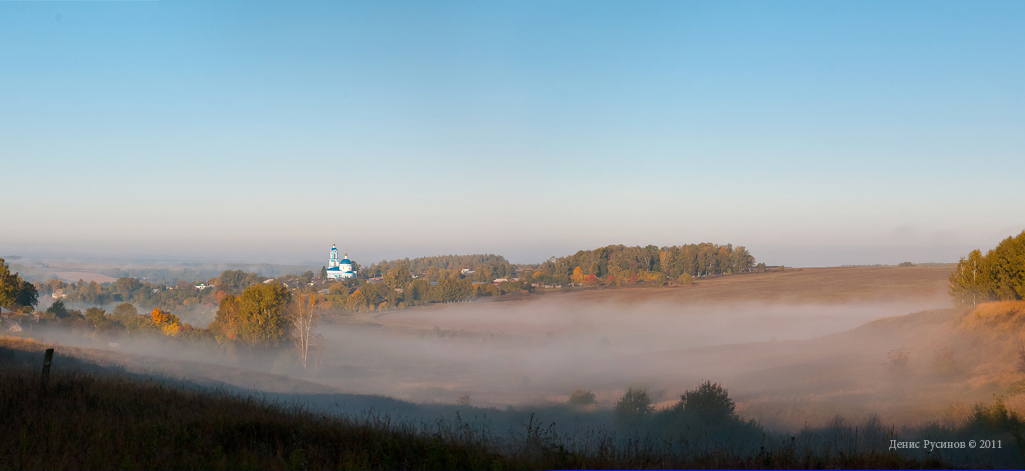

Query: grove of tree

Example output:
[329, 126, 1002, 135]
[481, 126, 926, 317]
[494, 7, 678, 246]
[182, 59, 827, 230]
[949, 230, 1025, 306]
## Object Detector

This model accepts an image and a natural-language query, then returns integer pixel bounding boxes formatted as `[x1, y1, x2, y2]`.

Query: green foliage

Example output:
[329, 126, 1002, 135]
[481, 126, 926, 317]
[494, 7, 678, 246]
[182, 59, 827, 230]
[110, 302, 139, 323]
[950, 231, 1025, 305]
[46, 299, 69, 319]
[0, 259, 37, 310]
[533, 243, 756, 286]
[217, 269, 261, 293]
[84, 307, 107, 325]
[368, 254, 512, 281]
[950, 249, 988, 306]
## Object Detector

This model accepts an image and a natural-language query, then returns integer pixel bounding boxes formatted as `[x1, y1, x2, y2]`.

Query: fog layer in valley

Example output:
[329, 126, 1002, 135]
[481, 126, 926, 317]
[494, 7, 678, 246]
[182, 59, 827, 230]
[30, 267, 993, 433]
[309, 292, 968, 428]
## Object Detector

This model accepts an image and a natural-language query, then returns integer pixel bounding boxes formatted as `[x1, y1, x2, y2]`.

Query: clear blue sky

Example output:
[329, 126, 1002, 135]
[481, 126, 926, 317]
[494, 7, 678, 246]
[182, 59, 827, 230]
[2, 0, 1023, 266]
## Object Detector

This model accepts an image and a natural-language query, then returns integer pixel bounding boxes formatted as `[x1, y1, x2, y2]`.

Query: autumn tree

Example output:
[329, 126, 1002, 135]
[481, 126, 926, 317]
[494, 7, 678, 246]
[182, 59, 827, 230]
[232, 282, 292, 346]
[384, 266, 411, 289]
[287, 291, 319, 370]
[151, 308, 182, 336]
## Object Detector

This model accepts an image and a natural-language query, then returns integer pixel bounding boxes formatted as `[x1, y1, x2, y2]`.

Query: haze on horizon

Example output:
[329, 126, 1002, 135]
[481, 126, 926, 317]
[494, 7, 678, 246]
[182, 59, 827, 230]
[3, 1, 1023, 267]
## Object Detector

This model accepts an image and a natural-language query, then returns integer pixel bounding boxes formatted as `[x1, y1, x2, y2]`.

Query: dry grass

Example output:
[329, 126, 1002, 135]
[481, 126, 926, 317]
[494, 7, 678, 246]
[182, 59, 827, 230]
[1, 338, 966, 470]
[540, 266, 953, 305]
[960, 301, 1025, 335]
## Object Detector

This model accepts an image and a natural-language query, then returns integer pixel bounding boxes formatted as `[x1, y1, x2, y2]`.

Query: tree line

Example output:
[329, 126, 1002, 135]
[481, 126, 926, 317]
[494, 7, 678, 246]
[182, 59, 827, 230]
[528, 243, 757, 286]
[949, 230, 1025, 307]
[364, 254, 513, 283]
[31, 281, 320, 370]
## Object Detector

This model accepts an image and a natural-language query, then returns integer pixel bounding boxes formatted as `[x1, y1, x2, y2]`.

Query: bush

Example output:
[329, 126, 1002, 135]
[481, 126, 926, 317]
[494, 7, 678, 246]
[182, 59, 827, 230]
[614, 387, 652, 428]
[568, 388, 596, 406]
[681, 380, 736, 425]
[45, 300, 69, 319]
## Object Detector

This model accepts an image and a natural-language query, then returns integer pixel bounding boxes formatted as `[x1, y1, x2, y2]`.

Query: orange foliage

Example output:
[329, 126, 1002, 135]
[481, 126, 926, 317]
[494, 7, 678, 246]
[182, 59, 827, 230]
[151, 308, 180, 326]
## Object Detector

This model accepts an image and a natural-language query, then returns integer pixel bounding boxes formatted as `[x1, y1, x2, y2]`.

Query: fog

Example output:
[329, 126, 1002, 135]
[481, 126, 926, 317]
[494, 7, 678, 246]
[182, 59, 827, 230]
[26, 287, 998, 434]
[301, 295, 972, 428]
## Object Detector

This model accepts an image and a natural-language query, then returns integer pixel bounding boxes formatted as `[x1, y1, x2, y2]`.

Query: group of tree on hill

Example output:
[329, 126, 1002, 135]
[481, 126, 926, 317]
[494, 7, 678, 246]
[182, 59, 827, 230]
[364, 254, 513, 283]
[319, 269, 529, 313]
[32, 281, 319, 369]
[0, 258, 37, 312]
[529, 243, 756, 286]
[949, 230, 1025, 307]
[30, 269, 289, 314]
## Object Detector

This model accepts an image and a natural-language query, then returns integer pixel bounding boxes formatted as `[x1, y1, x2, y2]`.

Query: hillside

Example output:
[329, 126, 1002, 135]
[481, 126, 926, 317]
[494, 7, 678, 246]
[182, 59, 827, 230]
[0, 337, 966, 469]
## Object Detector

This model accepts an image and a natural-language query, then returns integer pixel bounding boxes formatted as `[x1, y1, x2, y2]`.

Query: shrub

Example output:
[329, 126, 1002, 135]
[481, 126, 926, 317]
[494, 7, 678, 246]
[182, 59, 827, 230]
[45, 300, 69, 319]
[568, 388, 596, 406]
[614, 387, 652, 428]
[681, 380, 736, 425]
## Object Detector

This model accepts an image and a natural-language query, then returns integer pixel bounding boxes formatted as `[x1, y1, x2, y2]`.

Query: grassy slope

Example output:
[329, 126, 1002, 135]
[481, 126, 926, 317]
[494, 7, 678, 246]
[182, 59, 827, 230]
[1, 337, 959, 470]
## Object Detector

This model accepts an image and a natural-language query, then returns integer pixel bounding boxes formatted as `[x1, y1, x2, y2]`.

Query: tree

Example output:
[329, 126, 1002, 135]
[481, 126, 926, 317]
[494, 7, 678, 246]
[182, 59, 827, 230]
[569, 388, 596, 405]
[384, 267, 411, 289]
[681, 381, 736, 425]
[0, 258, 37, 310]
[949, 249, 987, 307]
[287, 291, 320, 370]
[217, 269, 258, 293]
[46, 300, 69, 319]
[615, 387, 653, 428]
[232, 282, 291, 346]
[14, 280, 37, 310]
[85, 307, 107, 325]
[986, 231, 1025, 301]
[319, 266, 328, 280]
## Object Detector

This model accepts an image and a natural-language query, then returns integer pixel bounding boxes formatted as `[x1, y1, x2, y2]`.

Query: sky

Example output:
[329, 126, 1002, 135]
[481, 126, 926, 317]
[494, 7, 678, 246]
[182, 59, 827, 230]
[2, 0, 1024, 267]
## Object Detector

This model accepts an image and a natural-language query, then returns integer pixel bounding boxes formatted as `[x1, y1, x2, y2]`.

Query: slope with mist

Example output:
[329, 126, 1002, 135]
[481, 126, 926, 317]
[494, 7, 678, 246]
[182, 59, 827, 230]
[17, 264, 1008, 433]
[10, 263, 1025, 468]
[315, 266, 970, 424]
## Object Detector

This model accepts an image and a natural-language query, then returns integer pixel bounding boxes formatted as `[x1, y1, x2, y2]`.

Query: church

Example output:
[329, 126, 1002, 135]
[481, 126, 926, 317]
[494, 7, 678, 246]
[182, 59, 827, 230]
[325, 244, 357, 280]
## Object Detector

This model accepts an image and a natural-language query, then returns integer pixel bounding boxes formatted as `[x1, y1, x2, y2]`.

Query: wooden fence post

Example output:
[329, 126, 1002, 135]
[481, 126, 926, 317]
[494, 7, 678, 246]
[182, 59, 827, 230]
[41, 348, 54, 384]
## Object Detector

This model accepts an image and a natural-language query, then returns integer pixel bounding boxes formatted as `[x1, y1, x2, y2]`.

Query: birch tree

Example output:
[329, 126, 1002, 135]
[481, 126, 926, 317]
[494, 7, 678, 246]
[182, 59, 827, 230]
[288, 291, 319, 370]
